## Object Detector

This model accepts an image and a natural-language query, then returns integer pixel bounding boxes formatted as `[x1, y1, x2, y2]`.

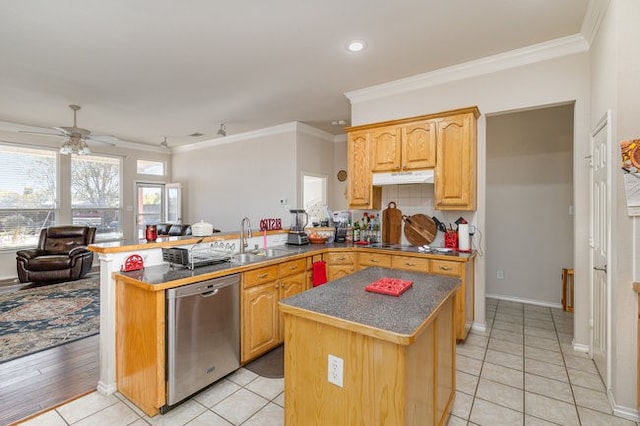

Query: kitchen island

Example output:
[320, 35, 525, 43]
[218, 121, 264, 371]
[279, 266, 460, 425]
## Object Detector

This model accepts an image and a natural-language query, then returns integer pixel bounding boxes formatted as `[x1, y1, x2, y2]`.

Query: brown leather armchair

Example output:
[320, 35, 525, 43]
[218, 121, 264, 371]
[16, 225, 96, 284]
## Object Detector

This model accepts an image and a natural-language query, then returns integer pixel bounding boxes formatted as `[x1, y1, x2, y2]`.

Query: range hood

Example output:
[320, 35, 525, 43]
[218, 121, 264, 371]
[372, 170, 434, 185]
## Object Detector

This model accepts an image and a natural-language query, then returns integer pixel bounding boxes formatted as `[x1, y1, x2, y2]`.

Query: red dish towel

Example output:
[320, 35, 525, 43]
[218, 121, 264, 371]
[312, 261, 328, 287]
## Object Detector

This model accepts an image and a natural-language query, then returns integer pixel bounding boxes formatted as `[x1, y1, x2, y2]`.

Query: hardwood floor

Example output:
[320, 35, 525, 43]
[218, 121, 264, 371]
[0, 335, 99, 425]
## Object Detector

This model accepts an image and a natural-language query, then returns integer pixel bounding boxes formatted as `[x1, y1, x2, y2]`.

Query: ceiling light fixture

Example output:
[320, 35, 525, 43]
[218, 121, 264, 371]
[217, 123, 226, 137]
[346, 39, 367, 53]
[60, 135, 91, 155]
[160, 137, 169, 148]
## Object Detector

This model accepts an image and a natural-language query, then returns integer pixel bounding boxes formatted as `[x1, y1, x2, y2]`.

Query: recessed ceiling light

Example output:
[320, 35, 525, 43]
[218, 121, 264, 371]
[346, 40, 367, 53]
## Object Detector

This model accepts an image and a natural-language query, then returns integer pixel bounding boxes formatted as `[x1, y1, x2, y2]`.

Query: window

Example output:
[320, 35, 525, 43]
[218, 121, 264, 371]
[303, 173, 327, 224]
[0, 145, 56, 248]
[72, 154, 122, 240]
[137, 159, 165, 176]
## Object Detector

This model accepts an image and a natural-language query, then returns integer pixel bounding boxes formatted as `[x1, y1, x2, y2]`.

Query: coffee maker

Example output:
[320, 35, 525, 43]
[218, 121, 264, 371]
[332, 210, 351, 243]
[287, 209, 309, 245]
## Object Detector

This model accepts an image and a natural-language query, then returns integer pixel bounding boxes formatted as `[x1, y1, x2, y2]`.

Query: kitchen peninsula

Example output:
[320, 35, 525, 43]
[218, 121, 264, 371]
[89, 234, 474, 417]
[280, 267, 460, 425]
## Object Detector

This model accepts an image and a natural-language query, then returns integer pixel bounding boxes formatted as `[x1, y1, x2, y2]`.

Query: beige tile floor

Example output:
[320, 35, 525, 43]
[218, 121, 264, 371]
[18, 299, 640, 425]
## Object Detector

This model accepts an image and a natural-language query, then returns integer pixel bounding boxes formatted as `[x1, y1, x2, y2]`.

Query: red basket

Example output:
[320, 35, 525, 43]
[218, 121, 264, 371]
[365, 277, 413, 297]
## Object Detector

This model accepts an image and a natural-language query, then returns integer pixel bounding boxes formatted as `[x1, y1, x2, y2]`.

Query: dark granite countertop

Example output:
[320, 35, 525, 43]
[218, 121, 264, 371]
[115, 242, 473, 291]
[279, 266, 460, 340]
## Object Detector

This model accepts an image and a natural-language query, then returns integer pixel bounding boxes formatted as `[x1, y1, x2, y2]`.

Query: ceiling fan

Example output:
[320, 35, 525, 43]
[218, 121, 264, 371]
[20, 104, 118, 155]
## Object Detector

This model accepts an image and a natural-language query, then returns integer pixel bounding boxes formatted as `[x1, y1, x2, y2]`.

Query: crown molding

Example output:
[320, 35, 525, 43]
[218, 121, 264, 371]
[580, 0, 610, 45]
[173, 121, 344, 153]
[345, 34, 590, 104]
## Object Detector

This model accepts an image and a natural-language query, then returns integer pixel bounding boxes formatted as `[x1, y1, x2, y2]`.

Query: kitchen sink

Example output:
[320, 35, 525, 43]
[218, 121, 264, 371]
[230, 247, 294, 265]
[230, 253, 263, 264]
[252, 248, 291, 258]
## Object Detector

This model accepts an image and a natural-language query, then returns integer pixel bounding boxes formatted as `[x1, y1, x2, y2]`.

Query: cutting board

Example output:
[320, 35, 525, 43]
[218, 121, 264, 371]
[402, 214, 436, 246]
[382, 202, 402, 244]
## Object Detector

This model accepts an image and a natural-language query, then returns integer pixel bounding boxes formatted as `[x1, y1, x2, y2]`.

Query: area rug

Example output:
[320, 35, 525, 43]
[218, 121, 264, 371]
[244, 344, 284, 378]
[0, 277, 99, 363]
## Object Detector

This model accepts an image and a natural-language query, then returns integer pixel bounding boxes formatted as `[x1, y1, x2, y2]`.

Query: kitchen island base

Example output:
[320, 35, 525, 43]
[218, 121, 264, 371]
[282, 295, 455, 425]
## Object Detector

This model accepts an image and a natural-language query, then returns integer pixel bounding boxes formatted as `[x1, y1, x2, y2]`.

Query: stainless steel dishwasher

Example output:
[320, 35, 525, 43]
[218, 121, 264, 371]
[165, 273, 240, 407]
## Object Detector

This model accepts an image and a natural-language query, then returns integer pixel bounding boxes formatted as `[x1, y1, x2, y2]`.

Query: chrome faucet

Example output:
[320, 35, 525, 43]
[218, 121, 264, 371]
[240, 217, 252, 253]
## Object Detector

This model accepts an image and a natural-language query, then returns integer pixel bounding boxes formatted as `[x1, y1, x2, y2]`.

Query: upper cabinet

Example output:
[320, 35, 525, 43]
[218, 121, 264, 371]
[347, 130, 381, 209]
[370, 120, 436, 172]
[434, 112, 478, 211]
[346, 107, 479, 211]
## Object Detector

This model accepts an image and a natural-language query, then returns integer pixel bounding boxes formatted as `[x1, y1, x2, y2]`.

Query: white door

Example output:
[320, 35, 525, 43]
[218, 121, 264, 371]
[590, 113, 610, 384]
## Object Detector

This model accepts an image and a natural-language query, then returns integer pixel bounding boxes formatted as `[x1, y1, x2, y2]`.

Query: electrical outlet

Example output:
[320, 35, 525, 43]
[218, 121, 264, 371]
[497, 269, 504, 280]
[328, 354, 343, 387]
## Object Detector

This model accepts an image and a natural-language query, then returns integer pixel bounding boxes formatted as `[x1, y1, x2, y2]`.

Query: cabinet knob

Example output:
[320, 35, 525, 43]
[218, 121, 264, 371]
[439, 266, 451, 271]
[406, 262, 416, 267]
[257, 273, 268, 279]
[370, 259, 378, 263]
[289, 265, 298, 270]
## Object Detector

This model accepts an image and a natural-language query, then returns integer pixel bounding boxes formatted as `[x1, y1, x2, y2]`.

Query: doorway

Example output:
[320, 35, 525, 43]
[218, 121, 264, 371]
[135, 182, 182, 238]
[485, 104, 574, 305]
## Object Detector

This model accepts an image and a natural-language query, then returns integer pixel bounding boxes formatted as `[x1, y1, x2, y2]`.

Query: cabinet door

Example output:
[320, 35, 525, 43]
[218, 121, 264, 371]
[242, 281, 279, 363]
[435, 113, 476, 210]
[402, 120, 436, 170]
[348, 131, 381, 209]
[278, 272, 306, 342]
[371, 127, 402, 172]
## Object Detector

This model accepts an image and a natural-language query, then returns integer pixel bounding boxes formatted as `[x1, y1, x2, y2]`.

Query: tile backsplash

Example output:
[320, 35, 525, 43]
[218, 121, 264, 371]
[351, 184, 476, 247]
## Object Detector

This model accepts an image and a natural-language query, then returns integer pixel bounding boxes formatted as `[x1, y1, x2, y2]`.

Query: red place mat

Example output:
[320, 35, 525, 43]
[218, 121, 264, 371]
[365, 277, 413, 297]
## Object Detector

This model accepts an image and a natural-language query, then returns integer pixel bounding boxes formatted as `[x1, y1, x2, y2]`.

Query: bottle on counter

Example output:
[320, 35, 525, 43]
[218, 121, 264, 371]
[353, 220, 360, 242]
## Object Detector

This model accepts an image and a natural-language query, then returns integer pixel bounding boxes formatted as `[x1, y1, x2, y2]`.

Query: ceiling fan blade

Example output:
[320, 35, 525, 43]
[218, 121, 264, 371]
[18, 129, 64, 137]
[88, 134, 118, 146]
[52, 126, 73, 136]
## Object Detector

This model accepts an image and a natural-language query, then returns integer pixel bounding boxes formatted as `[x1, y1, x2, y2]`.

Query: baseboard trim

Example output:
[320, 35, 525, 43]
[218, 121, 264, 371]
[486, 293, 563, 309]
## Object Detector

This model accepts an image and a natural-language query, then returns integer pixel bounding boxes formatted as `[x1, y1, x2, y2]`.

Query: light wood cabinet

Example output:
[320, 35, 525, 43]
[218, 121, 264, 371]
[391, 254, 429, 272]
[371, 120, 437, 172]
[358, 252, 392, 269]
[277, 259, 306, 343]
[347, 130, 381, 209]
[242, 259, 307, 362]
[435, 112, 478, 210]
[347, 106, 479, 211]
[242, 267, 279, 363]
[325, 252, 357, 281]
[429, 257, 474, 340]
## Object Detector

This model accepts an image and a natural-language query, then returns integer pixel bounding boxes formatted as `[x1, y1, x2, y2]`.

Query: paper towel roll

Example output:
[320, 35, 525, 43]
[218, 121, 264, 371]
[458, 224, 470, 251]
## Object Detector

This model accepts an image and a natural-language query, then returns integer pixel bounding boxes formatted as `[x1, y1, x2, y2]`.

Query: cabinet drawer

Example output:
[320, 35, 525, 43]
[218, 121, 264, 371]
[359, 252, 392, 268]
[279, 259, 306, 278]
[243, 265, 279, 288]
[391, 255, 429, 272]
[430, 260, 462, 276]
[326, 252, 356, 265]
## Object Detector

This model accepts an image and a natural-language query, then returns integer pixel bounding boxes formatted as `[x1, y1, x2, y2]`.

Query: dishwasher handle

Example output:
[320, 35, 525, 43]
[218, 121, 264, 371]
[167, 273, 240, 300]
[201, 288, 219, 297]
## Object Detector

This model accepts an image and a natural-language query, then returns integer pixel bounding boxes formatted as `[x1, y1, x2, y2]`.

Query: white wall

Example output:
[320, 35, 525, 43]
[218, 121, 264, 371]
[589, 0, 640, 413]
[485, 105, 574, 305]
[348, 51, 591, 350]
[171, 123, 341, 233]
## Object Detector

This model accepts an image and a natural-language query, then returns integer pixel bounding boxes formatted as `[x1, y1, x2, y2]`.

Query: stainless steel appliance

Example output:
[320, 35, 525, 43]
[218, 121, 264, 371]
[165, 274, 240, 408]
[287, 209, 309, 245]
[332, 210, 351, 243]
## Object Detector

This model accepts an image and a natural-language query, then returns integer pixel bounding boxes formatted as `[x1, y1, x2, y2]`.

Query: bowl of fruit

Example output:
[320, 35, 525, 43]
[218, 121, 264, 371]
[308, 231, 328, 244]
